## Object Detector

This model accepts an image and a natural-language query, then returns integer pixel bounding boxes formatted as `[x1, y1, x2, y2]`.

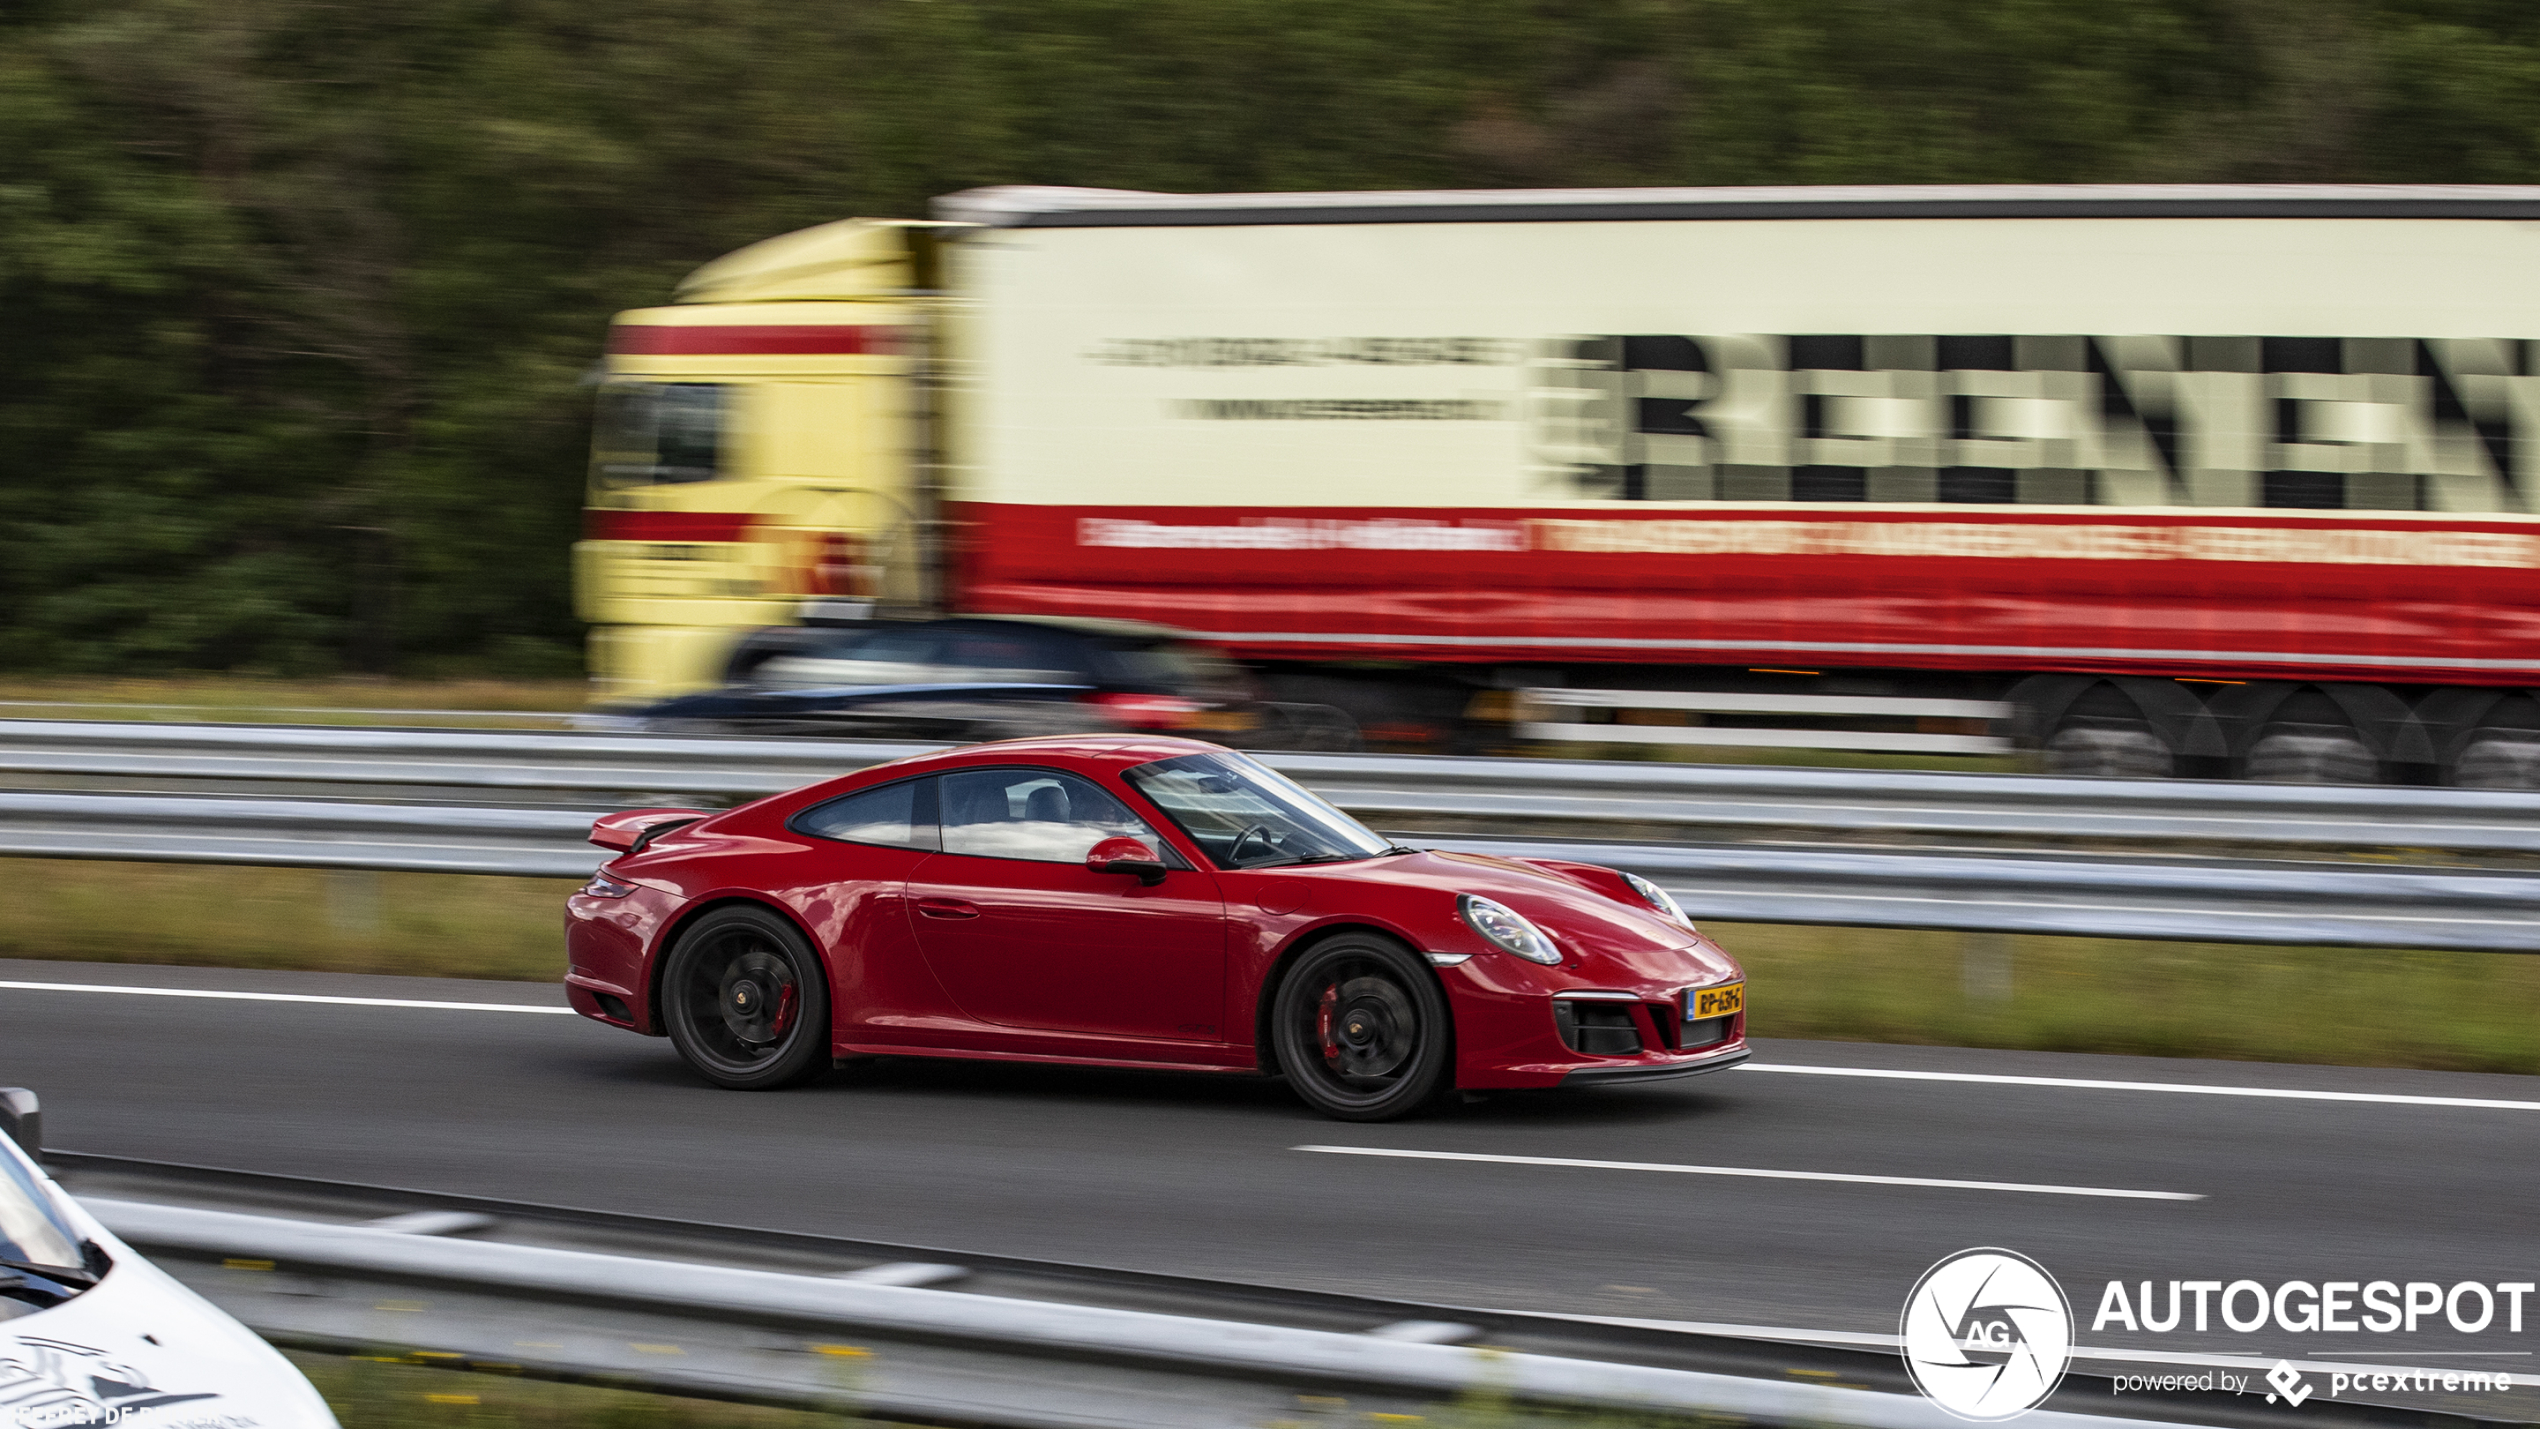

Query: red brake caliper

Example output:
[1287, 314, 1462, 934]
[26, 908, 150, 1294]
[770, 982, 798, 1038]
[1317, 983, 1340, 1063]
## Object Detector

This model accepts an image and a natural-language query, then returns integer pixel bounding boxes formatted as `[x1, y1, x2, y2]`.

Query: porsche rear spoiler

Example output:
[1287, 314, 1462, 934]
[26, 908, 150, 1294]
[589, 808, 712, 855]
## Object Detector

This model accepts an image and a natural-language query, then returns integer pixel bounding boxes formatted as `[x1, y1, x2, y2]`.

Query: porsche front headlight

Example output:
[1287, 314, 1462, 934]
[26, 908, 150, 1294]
[1623, 871, 1693, 929]
[1458, 894, 1562, 965]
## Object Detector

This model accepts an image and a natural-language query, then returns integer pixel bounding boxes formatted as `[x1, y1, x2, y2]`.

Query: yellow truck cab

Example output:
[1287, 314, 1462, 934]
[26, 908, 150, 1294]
[577, 220, 942, 699]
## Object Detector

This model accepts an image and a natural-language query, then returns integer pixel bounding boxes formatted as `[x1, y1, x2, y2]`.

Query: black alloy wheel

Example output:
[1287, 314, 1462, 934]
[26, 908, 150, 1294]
[661, 905, 832, 1090]
[1271, 933, 1453, 1121]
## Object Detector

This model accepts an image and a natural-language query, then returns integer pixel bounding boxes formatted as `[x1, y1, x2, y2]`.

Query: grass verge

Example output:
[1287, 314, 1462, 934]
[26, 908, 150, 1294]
[0, 676, 588, 725]
[0, 859, 572, 981]
[286, 1352, 849, 1429]
[6, 858, 2539, 1074]
[1717, 921, 2540, 1075]
[285, 1350, 1726, 1429]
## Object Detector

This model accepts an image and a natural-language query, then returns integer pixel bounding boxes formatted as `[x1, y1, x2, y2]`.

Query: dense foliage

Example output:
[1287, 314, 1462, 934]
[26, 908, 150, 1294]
[5, 0, 2540, 674]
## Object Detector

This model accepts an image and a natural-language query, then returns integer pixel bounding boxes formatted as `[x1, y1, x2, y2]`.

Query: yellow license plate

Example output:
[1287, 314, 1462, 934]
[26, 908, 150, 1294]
[1688, 982, 1744, 1019]
[1180, 709, 1259, 733]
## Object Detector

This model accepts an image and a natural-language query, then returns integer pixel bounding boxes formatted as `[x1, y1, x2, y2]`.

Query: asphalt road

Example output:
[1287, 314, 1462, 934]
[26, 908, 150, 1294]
[5, 959, 2535, 1378]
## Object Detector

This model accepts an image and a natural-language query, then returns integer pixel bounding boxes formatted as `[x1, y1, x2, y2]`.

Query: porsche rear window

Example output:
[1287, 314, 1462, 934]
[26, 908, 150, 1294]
[792, 778, 937, 850]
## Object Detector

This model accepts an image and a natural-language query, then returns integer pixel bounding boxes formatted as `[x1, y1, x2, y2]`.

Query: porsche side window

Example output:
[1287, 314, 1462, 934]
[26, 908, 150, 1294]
[793, 778, 938, 850]
[938, 768, 1167, 865]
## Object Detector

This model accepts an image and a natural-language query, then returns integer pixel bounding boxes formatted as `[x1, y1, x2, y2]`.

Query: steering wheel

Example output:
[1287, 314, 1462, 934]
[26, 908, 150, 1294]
[1229, 823, 1277, 865]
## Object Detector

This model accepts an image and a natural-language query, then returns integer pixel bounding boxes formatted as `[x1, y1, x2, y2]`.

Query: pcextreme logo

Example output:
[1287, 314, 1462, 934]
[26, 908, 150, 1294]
[1901, 1248, 2076, 1421]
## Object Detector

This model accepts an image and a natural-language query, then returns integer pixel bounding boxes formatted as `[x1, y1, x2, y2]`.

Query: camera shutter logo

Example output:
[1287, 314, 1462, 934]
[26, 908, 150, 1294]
[1902, 1248, 2076, 1421]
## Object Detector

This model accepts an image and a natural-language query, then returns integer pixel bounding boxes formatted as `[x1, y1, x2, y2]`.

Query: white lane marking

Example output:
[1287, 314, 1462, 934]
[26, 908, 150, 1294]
[1293, 1144, 2199, 1200]
[1743, 1062, 2540, 1111]
[0, 980, 575, 1014]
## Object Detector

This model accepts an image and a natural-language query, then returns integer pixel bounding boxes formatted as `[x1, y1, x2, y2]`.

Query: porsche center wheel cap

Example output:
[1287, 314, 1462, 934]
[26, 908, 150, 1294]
[732, 982, 758, 1014]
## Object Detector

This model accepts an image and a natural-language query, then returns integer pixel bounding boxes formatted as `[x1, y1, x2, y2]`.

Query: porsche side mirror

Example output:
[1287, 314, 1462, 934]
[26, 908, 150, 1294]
[1086, 836, 1168, 886]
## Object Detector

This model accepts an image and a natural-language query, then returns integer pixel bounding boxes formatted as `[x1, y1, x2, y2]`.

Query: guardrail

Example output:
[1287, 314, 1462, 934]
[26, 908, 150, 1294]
[3, 788, 2535, 949]
[78, 1175, 2205, 1429]
[9, 718, 2540, 853]
[0, 792, 600, 877]
[3, 720, 2537, 949]
[0, 719, 869, 804]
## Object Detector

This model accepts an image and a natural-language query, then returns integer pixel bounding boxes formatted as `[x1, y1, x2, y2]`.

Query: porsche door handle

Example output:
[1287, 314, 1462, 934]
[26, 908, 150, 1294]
[916, 897, 981, 920]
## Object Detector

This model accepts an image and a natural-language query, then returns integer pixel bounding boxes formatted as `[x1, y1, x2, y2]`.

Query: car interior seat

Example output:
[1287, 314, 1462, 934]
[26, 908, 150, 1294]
[1022, 784, 1070, 824]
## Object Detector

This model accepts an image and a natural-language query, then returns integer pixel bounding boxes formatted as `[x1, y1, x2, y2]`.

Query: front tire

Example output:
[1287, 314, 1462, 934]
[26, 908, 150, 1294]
[660, 905, 832, 1090]
[1271, 933, 1453, 1122]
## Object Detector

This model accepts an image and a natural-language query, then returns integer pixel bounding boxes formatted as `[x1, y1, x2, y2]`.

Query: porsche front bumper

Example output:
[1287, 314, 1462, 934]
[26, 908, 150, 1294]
[1557, 1042, 1753, 1086]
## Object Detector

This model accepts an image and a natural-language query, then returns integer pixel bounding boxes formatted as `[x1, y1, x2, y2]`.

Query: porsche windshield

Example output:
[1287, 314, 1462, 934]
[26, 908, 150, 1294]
[1124, 751, 1390, 869]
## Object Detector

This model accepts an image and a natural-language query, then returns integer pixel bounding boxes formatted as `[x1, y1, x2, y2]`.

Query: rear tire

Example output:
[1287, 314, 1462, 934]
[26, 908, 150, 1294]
[1271, 934, 1453, 1122]
[660, 905, 832, 1090]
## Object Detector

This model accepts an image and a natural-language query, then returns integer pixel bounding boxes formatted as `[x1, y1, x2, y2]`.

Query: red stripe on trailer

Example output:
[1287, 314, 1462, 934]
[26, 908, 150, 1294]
[948, 501, 2540, 683]
[608, 324, 899, 356]
[585, 510, 756, 543]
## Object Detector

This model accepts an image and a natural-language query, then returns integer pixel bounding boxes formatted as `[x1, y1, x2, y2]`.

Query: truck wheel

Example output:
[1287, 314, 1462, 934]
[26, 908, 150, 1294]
[2451, 731, 2540, 789]
[2043, 722, 2172, 779]
[2246, 723, 2379, 784]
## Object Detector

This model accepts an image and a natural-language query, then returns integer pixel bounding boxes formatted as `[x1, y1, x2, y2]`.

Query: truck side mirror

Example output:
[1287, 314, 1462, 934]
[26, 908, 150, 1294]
[0, 1089, 39, 1162]
[1086, 836, 1168, 886]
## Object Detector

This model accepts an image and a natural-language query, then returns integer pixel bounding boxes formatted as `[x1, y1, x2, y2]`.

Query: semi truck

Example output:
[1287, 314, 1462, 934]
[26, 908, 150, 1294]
[577, 182, 2540, 784]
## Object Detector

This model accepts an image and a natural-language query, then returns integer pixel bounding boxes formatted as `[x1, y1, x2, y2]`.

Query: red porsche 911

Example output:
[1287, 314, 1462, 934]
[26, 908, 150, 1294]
[564, 735, 1748, 1121]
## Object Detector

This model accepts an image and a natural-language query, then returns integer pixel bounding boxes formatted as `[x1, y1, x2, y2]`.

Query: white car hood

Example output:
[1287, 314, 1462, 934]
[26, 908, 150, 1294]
[2, 1160, 336, 1429]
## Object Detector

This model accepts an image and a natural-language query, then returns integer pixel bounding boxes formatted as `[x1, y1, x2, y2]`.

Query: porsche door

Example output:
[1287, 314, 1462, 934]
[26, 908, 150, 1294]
[907, 766, 1227, 1042]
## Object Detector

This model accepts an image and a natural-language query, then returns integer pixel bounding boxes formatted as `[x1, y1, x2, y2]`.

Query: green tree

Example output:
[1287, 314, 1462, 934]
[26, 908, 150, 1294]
[4, 0, 2540, 676]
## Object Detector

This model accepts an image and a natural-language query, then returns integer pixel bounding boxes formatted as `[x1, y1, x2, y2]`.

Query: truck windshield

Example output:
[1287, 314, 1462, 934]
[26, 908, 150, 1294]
[591, 382, 726, 486]
[1124, 751, 1390, 869]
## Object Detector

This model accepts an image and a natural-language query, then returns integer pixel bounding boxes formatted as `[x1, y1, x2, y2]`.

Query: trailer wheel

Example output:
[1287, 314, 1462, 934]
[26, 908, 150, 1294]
[2042, 722, 2173, 779]
[2451, 731, 2540, 790]
[2246, 723, 2379, 784]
